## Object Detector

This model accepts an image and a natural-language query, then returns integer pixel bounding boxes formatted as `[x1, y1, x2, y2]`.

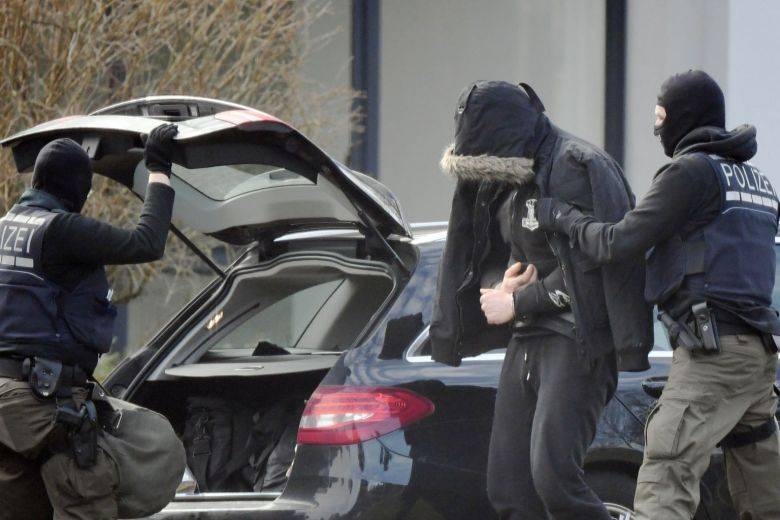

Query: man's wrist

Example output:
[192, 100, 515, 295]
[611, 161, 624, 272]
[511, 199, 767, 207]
[148, 172, 171, 186]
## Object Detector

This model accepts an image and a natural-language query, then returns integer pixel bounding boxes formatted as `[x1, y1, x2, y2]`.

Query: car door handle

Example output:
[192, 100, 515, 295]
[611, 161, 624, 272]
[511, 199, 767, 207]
[641, 377, 668, 399]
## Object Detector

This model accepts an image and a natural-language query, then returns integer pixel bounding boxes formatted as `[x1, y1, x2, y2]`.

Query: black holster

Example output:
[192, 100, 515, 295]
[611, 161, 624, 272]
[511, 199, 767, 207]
[659, 303, 721, 353]
[55, 399, 98, 469]
[21, 357, 98, 468]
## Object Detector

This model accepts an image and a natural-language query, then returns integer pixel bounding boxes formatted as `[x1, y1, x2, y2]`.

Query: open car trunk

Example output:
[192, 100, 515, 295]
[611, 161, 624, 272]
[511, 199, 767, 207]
[1, 97, 412, 497]
[129, 251, 396, 496]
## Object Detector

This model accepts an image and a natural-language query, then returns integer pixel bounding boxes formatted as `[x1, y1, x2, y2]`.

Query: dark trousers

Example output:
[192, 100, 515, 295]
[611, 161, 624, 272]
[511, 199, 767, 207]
[487, 333, 617, 520]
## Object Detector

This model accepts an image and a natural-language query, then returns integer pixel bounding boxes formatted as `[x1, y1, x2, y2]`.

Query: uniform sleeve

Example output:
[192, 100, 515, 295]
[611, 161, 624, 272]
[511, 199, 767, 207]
[44, 183, 175, 266]
[548, 162, 708, 263]
[513, 266, 570, 318]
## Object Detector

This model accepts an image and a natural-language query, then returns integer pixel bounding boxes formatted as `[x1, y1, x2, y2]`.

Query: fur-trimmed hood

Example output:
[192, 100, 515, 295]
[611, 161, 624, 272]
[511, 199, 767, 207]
[440, 144, 535, 185]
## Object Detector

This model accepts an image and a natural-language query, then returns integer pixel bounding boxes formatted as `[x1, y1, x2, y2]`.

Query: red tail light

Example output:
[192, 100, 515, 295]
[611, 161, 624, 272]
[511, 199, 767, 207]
[297, 385, 435, 445]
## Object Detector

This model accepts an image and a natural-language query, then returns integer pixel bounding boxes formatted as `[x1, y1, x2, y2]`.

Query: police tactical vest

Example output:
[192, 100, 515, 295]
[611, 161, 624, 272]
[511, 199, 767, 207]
[646, 154, 779, 328]
[0, 203, 117, 356]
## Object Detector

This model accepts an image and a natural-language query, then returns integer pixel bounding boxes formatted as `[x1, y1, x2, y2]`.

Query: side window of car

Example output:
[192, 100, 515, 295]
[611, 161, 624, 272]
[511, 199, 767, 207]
[405, 326, 506, 363]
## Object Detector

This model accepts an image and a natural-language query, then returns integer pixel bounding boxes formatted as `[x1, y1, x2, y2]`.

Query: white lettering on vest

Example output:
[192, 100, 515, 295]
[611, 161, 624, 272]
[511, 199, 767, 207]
[721, 163, 735, 187]
[13, 227, 27, 253]
[737, 165, 757, 191]
[26, 227, 35, 254]
[3, 225, 17, 252]
[749, 166, 768, 195]
[732, 164, 747, 188]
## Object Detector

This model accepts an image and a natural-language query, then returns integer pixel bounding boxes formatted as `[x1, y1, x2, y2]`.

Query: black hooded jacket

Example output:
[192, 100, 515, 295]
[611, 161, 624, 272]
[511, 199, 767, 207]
[430, 81, 653, 370]
[539, 124, 779, 332]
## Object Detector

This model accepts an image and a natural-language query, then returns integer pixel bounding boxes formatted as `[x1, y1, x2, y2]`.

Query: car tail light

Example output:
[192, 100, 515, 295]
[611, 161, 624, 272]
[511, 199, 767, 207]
[297, 385, 435, 445]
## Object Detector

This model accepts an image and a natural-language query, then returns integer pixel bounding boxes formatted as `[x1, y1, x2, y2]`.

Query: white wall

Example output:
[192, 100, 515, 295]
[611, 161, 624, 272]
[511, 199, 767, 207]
[379, 0, 606, 221]
[624, 0, 729, 195]
[726, 0, 780, 187]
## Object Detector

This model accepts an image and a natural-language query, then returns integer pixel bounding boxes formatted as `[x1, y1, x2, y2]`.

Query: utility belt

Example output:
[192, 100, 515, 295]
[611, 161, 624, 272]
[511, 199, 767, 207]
[0, 355, 98, 469]
[659, 302, 776, 353]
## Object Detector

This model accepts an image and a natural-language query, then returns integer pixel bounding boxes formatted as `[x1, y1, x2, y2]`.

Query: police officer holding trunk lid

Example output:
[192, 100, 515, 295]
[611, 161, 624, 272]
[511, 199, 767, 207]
[538, 70, 780, 519]
[0, 124, 185, 519]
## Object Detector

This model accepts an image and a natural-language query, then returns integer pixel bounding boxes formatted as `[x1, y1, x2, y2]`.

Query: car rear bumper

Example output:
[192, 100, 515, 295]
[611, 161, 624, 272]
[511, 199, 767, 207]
[146, 438, 490, 519]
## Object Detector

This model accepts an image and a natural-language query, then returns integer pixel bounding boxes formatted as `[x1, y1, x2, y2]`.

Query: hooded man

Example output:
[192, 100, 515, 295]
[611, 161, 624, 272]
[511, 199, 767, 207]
[538, 70, 780, 519]
[0, 124, 184, 520]
[430, 80, 652, 519]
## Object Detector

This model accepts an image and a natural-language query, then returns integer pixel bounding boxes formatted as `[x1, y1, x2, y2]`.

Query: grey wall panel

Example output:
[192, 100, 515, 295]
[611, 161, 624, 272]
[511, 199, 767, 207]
[726, 0, 780, 187]
[624, 0, 728, 196]
[379, 0, 606, 221]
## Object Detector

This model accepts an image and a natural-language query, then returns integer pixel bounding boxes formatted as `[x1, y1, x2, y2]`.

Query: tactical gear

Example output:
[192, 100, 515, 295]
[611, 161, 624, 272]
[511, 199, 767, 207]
[144, 123, 178, 175]
[658, 310, 701, 351]
[646, 154, 779, 336]
[95, 396, 186, 518]
[182, 396, 304, 493]
[0, 380, 119, 520]
[634, 334, 780, 520]
[691, 302, 720, 353]
[655, 70, 725, 157]
[0, 202, 117, 364]
[719, 417, 778, 449]
[56, 399, 98, 469]
[31, 138, 92, 213]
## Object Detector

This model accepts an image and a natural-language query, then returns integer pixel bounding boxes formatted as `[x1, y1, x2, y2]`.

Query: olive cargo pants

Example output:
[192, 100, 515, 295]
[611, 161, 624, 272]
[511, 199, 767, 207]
[0, 378, 119, 520]
[634, 334, 780, 519]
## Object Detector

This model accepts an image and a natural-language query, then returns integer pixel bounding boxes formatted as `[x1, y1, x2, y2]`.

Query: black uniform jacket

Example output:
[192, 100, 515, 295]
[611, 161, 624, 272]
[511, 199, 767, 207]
[540, 124, 780, 331]
[0, 183, 174, 372]
[430, 81, 653, 371]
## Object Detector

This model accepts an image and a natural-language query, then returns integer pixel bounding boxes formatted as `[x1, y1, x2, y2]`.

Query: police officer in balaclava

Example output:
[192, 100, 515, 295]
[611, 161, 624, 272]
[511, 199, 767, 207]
[539, 70, 780, 519]
[0, 124, 183, 519]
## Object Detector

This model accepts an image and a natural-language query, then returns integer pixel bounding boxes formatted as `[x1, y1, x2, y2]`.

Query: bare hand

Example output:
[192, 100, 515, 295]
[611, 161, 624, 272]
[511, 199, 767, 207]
[479, 288, 515, 325]
[497, 262, 538, 294]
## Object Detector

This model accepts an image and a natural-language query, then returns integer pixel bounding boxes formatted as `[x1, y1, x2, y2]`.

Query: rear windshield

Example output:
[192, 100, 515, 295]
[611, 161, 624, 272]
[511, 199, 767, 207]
[171, 163, 313, 201]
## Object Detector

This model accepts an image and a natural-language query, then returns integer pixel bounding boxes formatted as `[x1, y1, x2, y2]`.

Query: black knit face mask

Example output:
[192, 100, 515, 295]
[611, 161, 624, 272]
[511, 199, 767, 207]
[31, 138, 93, 212]
[655, 70, 725, 157]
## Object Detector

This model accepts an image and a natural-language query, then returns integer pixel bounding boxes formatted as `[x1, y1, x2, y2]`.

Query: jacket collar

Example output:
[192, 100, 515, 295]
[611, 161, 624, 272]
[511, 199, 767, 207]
[17, 188, 70, 212]
[440, 144, 535, 185]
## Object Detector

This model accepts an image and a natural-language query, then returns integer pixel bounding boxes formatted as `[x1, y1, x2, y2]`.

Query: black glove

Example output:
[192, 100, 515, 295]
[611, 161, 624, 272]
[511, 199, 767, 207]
[144, 123, 178, 175]
[537, 197, 575, 233]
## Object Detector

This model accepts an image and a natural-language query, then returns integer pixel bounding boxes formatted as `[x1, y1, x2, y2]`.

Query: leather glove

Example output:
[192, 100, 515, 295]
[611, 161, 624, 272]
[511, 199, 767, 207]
[144, 123, 178, 176]
[537, 197, 575, 233]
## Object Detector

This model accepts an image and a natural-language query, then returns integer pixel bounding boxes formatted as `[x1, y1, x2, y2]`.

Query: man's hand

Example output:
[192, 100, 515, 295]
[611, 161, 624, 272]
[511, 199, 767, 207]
[144, 123, 178, 179]
[537, 197, 574, 233]
[497, 262, 538, 294]
[480, 288, 515, 325]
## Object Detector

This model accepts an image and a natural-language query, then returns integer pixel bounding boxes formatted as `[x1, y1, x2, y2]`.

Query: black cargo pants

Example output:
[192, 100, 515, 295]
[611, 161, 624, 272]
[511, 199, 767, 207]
[487, 333, 617, 520]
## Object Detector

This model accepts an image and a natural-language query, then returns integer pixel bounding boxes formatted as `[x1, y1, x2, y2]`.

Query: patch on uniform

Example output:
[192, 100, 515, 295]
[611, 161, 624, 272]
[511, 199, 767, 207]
[522, 199, 539, 231]
[548, 289, 570, 308]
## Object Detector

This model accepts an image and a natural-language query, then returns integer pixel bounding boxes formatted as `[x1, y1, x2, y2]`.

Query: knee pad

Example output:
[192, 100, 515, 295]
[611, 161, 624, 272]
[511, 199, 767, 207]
[719, 419, 778, 449]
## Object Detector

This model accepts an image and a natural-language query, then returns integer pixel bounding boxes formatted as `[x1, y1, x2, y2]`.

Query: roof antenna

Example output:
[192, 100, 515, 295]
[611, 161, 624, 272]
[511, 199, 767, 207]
[519, 82, 545, 113]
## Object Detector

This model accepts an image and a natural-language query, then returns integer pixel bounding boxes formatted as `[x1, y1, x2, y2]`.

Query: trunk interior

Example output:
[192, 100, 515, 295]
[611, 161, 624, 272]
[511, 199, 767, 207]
[129, 251, 397, 496]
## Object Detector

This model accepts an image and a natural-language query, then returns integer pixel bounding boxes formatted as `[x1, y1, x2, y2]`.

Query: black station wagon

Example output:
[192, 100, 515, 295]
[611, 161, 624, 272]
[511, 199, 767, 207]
[3, 97, 776, 520]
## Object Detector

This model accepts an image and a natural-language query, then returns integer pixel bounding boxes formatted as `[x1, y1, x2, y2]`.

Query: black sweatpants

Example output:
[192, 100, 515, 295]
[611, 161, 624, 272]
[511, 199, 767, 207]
[487, 333, 617, 520]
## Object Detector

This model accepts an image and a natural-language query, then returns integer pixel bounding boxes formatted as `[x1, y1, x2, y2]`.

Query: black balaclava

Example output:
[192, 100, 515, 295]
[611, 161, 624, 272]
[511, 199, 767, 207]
[31, 138, 92, 212]
[655, 70, 725, 157]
